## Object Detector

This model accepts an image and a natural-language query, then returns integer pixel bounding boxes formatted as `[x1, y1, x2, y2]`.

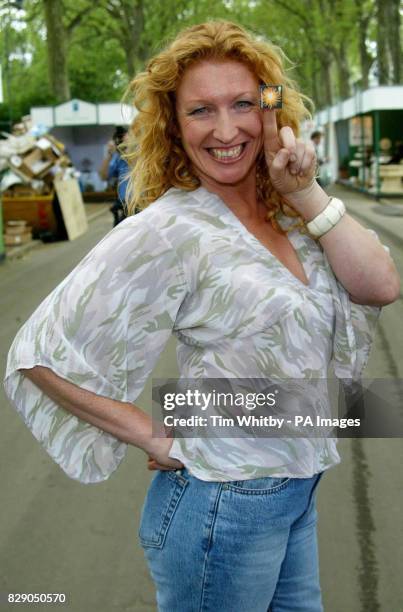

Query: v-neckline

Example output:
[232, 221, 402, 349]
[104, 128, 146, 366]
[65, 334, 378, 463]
[193, 186, 312, 292]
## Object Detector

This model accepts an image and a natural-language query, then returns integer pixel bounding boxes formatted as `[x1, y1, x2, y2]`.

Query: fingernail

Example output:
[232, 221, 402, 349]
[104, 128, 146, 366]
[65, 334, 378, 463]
[290, 154, 297, 162]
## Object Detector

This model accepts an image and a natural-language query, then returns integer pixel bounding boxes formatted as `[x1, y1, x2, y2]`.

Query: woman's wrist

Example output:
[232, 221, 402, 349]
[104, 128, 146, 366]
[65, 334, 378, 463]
[138, 416, 170, 455]
[283, 180, 330, 222]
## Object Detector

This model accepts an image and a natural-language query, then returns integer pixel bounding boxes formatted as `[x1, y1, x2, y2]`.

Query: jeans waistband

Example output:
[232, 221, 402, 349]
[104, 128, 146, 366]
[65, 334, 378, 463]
[173, 466, 324, 484]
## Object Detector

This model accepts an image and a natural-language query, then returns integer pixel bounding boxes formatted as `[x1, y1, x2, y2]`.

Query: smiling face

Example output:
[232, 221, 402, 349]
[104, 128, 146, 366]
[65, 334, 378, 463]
[175, 59, 264, 193]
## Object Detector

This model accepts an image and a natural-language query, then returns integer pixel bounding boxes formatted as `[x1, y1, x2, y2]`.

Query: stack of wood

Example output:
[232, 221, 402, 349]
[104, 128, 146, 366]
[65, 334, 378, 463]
[1, 133, 70, 194]
[4, 220, 33, 247]
[0, 117, 88, 243]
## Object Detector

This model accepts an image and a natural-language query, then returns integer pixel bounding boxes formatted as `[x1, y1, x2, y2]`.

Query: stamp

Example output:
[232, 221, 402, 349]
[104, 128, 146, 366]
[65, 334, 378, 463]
[260, 85, 283, 110]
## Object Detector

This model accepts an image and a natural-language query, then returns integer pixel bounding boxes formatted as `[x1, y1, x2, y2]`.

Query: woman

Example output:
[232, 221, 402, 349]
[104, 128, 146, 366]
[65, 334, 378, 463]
[4, 20, 399, 612]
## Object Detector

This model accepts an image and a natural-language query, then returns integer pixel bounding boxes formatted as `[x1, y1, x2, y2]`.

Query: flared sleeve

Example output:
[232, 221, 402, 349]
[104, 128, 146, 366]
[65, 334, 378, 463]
[3, 215, 188, 484]
[326, 229, 390, 381]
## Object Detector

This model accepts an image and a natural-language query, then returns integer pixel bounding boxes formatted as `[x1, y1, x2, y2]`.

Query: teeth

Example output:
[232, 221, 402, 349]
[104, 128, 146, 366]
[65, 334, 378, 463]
[209, 144, 243, 159]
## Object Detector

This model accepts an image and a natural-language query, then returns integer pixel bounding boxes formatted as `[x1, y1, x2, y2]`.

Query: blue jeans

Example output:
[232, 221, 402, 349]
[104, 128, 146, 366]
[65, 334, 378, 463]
[138, 467, 324, 612]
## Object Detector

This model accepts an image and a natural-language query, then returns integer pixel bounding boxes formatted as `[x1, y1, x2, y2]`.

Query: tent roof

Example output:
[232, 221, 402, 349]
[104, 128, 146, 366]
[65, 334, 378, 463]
[31, 98, 137, 128]
[315, 86, 403, 126]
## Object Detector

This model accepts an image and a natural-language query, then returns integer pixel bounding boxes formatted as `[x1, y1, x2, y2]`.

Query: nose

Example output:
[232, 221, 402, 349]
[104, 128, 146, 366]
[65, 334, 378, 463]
[213, 110, 239, 143]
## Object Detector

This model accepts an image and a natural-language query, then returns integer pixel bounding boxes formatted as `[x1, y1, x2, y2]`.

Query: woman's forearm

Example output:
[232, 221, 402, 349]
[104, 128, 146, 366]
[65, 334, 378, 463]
[286, 182, 400, 305]
[319, 213, 400, 305]
[18, 366, 154, 452]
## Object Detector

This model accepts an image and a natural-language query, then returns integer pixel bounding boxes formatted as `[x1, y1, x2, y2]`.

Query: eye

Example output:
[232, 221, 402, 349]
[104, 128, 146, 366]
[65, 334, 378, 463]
[235, 100, 254, 110]
[188, 107, 208, 116]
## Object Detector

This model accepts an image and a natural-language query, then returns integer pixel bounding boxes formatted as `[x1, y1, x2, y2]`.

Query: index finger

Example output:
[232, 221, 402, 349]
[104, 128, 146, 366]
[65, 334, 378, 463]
[263, 109, 280, 156]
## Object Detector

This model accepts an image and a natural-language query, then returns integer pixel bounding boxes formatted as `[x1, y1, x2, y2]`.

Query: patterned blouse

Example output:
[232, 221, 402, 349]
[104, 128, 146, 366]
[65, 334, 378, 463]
[4, 186, 383, 484]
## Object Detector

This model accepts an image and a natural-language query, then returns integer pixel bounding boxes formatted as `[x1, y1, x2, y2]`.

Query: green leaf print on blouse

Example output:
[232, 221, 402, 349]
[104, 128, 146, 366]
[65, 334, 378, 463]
[99, 300, 127, 326]
[106, 339, 126, 368]
[177, 237, 201, 258]
[213, 352, 241, 377]
[168, 283, 187, 300]
[144, 312, 174, 333]
[293, 307, 309, 333]
[196, 254, 220, 289]
[63, 279, 99, 340]
[34, 319, 47, 357]
[252, 347, 286, 379]
[124, 252, 155, 272]
[52, 339, 67, 362]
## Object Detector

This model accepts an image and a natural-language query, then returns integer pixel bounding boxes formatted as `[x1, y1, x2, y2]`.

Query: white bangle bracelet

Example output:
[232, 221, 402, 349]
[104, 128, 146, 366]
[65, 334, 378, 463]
[306, 197, 346, 238]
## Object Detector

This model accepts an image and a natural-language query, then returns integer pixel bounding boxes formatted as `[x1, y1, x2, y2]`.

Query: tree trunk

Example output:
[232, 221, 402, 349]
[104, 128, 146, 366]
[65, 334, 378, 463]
[323, 61, 333, 106]
[376, 0, 390, 84]
[123, 39, 136, 79]
[43, 0, 70, 101]
[311, 57, 320, 109]
[335, 45, 351, 99]
[104, 0, 146, 78]
[356, 0, 373, 90]
[388, 0, 402, 83]
[123, 0, 144, 77]
[319, 57, 333, 107]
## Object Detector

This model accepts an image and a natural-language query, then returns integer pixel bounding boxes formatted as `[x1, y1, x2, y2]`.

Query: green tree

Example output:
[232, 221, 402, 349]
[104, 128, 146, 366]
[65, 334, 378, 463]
[376, 0, 402, 84]
[0, 1, 53, 127]
[42, 0, 95, 102]
[1, 0, 401, 125]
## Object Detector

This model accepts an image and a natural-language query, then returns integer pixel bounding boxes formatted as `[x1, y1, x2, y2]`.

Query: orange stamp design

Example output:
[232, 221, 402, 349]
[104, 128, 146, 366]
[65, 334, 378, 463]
[260, 85, 283, 109]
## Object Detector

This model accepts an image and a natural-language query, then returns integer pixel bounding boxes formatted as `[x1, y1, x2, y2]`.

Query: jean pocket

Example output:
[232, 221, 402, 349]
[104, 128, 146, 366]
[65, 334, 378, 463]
[138, 470, 189, 549]
[224, 475, 291, 495]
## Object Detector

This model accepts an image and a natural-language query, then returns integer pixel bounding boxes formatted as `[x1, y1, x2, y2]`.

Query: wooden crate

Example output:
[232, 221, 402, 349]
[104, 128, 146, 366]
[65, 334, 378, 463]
[4, 231, 32, 246]
[2, 193, 59, 236]
[379, 164, 403, 193]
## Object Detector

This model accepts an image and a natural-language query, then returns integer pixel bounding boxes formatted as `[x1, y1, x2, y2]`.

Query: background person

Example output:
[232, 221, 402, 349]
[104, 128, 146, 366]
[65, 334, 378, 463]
[4, 20, 400, 612]
[310, 130, 329, 187]
[99, 125, 130, 226]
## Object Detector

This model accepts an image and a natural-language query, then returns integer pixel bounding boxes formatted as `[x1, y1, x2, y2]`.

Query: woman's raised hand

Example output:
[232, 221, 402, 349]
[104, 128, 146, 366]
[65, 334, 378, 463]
[263, 109, 317, 198]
